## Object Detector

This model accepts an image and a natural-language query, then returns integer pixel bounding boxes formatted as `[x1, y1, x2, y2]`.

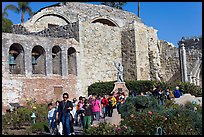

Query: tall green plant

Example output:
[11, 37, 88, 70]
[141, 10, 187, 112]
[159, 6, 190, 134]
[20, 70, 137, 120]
[4, 2, 33, 23]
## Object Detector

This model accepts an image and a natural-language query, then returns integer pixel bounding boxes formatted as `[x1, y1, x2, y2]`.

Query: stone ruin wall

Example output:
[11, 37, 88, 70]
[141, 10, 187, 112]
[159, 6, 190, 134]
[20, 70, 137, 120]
[180, 37, 202, 86]
[182, 38, 202, 74]
[79, 21, 122, 94]
[159, 40, 181, 83]
[121, 23, 137, 80]
[22, 2, 142, 32]
[12, 21, 79, 41]
[2, 33, 81, 112]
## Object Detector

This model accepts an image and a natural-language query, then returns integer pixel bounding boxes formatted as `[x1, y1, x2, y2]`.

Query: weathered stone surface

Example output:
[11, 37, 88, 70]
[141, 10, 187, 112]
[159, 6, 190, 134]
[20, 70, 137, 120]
[2, 2, 202, 113]
[173, 94, 202, 106]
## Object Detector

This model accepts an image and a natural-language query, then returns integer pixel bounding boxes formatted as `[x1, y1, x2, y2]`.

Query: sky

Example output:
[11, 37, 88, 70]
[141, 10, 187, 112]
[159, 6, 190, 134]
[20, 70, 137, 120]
[2, 2, 202, 47]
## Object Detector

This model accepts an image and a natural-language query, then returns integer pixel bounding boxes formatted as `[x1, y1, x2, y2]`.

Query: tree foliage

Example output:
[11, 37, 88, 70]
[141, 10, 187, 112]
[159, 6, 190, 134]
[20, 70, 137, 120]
[2, 16, 13, 33]
[101, 2, 127, 10]
[4, 2, 33, 23]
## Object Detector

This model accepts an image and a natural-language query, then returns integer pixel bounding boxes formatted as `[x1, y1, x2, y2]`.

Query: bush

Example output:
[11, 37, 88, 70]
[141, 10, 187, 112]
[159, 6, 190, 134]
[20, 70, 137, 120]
[179, 82, 202, 97]
[120, 111, 167, 135]
[161, 107, 202, 135]
[30, 122, 49, 133]
[88, 81, 114, 96]
[84, 122, 116, 135]
[119, 96, 160, 116]
[2, 102, 48, 133]
[88, 80, 159, 96]
[125, 80, 157, 95]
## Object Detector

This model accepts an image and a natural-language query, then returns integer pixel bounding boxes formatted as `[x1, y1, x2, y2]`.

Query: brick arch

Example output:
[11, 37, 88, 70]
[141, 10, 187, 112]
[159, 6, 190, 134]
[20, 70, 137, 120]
[31, 45, 46, 75]
[90, 16, 119, 27]
[9, 43, 25, 75]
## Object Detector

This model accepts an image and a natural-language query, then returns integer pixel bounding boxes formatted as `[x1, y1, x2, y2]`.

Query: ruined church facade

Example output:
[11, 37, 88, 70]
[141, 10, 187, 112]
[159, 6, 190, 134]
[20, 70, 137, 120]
[2, 2, 201, 112]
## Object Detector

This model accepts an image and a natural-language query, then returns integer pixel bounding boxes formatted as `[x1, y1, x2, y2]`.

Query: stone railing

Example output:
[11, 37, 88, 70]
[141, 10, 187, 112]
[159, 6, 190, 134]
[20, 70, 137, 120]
[11, 21, 79, 41]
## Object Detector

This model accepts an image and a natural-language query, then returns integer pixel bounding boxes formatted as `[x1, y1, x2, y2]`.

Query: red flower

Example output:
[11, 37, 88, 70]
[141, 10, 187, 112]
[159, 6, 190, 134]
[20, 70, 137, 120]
[148, 111, 153, 115]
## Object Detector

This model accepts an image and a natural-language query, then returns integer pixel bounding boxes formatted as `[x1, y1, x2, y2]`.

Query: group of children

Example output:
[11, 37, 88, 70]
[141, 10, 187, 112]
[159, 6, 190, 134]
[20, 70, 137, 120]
[47, 92, 126, 135]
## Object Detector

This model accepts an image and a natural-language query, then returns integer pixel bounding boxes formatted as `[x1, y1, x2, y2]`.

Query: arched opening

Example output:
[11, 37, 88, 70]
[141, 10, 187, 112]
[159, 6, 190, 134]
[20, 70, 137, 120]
[31, 45, 46, 75]
[52, 46, 62, 75]
[9, 43, 25, 74]
[91, 18, 117, 27]
[68, 47, 77, 75]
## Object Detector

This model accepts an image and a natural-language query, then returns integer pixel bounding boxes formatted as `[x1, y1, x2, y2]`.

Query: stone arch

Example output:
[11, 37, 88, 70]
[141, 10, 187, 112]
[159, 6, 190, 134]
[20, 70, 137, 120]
[68, 47, 77, 75]
[52, 46, 62, 75]
[34, 13, 70, 25]
[90, 17, 119, 27]
[31, 45, 46, 75]
[9, 43, 25, 74]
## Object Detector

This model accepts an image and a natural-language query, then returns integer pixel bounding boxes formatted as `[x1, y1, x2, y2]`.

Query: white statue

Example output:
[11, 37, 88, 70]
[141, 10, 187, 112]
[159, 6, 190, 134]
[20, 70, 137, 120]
[114, 61, 124, 82]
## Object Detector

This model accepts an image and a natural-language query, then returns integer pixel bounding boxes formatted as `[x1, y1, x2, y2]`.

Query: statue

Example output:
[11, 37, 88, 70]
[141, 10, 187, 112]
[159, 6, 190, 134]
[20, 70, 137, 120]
[114, 61, 124, 82]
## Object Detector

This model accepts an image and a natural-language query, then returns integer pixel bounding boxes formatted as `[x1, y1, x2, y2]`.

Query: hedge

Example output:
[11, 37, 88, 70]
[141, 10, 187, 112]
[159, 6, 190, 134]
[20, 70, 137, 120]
[88, 80, 202, 97]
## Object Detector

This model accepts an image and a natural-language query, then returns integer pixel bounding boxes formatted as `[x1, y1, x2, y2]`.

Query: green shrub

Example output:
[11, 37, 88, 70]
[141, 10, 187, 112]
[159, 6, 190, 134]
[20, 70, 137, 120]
[120, 111, 167, 135]
[2, 102, 48, 133]
[119, 96, 160, 116]
[34, 104, 49, 123]
[125, 80, 157, 95]
[88, 81, 114, 96]
[88, 80, 160, 96]
[179, 82, 202, 97]
[31, 122, 48, 133]
[161, 107, 202, 135]
[84, 122, 116, 135]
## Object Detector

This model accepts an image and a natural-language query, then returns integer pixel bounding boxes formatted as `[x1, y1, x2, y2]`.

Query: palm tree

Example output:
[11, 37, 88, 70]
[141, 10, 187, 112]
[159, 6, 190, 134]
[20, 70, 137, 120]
[2, 8, 8, 18]
[4, 2, 33, 23]
[101, 2, 127, 10]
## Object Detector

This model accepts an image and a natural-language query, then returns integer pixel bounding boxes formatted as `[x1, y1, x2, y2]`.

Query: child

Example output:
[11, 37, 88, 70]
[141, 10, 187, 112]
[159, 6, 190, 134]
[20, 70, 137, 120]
[82, 99, 92, 129]
[48, 102, 58, 135]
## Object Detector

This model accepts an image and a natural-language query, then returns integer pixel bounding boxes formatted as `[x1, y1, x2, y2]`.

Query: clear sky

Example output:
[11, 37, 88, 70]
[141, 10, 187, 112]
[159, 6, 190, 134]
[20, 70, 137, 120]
[2, 2, 202, 47]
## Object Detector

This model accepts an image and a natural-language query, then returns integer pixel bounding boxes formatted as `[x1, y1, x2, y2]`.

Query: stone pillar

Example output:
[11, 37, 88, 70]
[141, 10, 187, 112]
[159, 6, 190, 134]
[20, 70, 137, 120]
[180, 43, 188, 82]
[61, 49, 68, 78]
[45, 47, 53, 76]
[25, 48, 32, 77]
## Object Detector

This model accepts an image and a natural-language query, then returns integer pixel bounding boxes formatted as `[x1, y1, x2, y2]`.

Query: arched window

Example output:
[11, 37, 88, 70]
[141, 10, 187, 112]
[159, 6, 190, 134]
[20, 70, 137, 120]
[52, 46, 62, 75]
[31, 45, 46, 75]
[9, 43, 25, 74]
[68, 47, 77, 75]
[91, 18, 118, 27]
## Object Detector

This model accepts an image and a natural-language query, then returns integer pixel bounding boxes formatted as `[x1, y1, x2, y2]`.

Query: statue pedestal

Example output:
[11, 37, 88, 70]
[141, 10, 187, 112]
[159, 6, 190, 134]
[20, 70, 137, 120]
[111, 82, 129, 98]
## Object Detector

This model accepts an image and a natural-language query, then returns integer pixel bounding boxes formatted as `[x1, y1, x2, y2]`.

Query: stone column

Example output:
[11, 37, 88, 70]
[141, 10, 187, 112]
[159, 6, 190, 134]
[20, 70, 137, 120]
[45, 47, 53, 76]
[180, 43, 188, 82]
[25, 48, 32, 77]
[61, 48, 68, 78]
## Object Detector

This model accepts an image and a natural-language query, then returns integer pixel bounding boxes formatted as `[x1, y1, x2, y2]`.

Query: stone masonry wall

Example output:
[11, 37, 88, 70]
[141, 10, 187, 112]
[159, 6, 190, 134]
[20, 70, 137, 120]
[134, 22, 151, 80]
[159, 40, 181, 83]
[78, 21, 122, 95]
[2, 33, 80, 112]
[12, 21, 79, 41]
[182, 37, 202, 74]
[23, 2, 142, 32]
[121, 23, 137, 80]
